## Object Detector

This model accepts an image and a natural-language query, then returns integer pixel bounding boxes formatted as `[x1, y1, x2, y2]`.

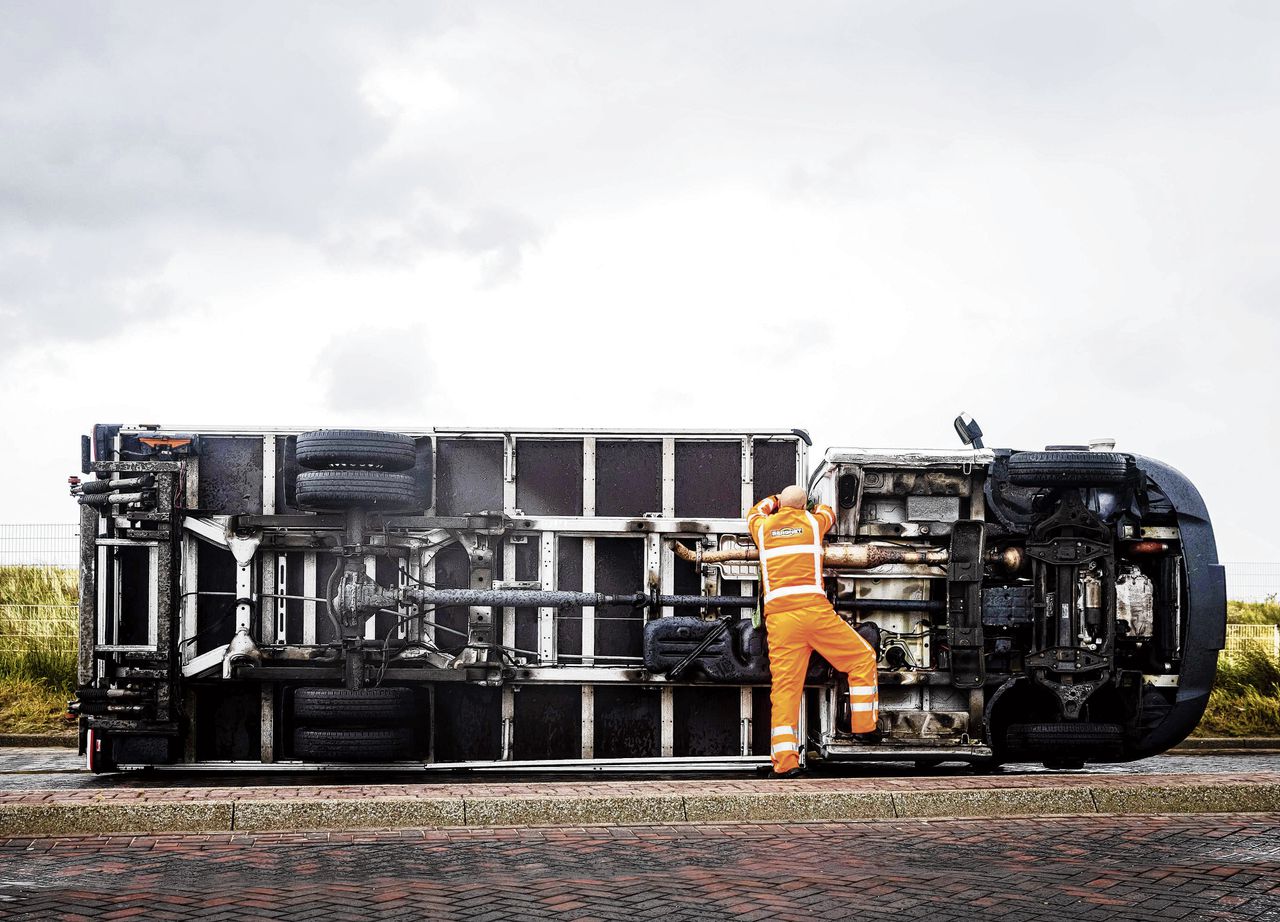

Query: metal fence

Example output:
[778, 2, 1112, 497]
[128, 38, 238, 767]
[0, 524, 80, 568]
[0, 604, 77, 657]
[1223, 624, 1280, 664]
[1224, 562, 1280, 604]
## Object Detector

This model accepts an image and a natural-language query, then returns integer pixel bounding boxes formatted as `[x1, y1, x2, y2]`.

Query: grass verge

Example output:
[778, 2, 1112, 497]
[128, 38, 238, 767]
[1228, 599, 1280, 625]
[1197, 646, 1280, 737]
[0, 677, 75, 735]
[1198, 600, 1280, 736]
[0, 566, 77, 734]
[0, 565, 77, 608]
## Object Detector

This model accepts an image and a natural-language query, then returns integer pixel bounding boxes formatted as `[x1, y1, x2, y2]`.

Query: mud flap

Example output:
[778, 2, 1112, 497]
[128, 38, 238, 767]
[947, 521, 986, 688]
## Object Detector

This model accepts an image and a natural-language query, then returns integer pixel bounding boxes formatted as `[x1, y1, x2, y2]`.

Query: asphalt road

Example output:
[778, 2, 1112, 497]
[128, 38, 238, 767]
[0, 747, 1278, 790]
[1, 812, 1277, 921]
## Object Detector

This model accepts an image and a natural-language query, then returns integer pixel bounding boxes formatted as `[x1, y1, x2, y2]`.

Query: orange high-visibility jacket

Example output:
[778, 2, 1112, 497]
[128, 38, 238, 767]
[747, 495, 837, 615]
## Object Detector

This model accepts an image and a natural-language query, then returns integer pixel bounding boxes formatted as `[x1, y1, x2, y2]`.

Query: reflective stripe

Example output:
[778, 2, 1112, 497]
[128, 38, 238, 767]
[756, 524, 771, 594]
[771, 726, 798, 739]
[850, 702, 878, 712]
[763, 584, 826, 604]
[848, 686, 878, 696]
[761, 543, 824, 561]
[804, 511, 822, 585]
[771, 741, 799, 755]
[758, 509, 826, 607]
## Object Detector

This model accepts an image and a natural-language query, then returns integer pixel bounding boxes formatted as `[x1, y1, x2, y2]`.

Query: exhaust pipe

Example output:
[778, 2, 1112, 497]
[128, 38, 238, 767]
[670, 540, 1022, 573]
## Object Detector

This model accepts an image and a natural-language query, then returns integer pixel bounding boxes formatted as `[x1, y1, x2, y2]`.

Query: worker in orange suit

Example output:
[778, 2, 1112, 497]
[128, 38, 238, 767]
[749, 484, 880, 778]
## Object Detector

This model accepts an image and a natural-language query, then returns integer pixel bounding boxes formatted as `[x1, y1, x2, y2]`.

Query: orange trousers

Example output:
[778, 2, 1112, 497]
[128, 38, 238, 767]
[767, 603, 879, 773]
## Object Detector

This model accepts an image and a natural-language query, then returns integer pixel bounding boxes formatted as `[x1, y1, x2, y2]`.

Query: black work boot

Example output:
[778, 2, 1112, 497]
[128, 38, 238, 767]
[852, 729, 883, 744]
[768, 767, 805, 779]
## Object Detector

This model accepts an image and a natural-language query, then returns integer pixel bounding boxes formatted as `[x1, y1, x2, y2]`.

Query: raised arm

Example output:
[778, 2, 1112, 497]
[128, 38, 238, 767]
[812, 502, 836, 537]
[747, 494, 779, 533]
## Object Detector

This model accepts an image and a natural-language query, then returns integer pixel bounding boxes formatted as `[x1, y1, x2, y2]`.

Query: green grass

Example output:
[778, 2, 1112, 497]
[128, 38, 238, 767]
[1227, 599, 1280, 625]
[0, 677, 75, 735]
[0, 565, 77, 608]
[1208, 600, 1280, 736]
[1199, 645, 1280, 737]
[0, 566, 77, 733]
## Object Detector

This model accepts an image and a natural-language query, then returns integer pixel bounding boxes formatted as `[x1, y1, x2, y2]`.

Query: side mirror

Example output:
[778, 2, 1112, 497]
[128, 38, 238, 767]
[954, 412, 984, 449]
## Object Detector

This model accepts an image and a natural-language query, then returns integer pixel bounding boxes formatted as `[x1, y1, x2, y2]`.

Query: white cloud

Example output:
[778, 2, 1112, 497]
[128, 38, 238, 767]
[0, 1, 1276, 564]
[315, 326, 435, 415]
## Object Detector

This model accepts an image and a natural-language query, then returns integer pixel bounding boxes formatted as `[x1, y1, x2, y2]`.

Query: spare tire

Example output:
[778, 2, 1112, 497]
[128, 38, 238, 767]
[293, 686, 414, 726]
[1006, 451, 1131, 487]
[296, 429, 417, 472]
[293, 727, 414, 762]
[295, 470, 420, 510]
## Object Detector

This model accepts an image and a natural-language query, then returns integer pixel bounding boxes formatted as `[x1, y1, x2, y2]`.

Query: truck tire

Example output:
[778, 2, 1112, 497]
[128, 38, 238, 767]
[1006, 451, 1131, 487]
[295, 429, 417, 472]
[293, 727, 415, 762]
[1005, 721, 1124, 756]
[293, 687, 414, 726]
[295, 470, 419, 510]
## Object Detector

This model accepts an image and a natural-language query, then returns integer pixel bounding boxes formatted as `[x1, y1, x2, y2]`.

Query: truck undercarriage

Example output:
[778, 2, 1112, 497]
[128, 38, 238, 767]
[70, 421, 1225, 773]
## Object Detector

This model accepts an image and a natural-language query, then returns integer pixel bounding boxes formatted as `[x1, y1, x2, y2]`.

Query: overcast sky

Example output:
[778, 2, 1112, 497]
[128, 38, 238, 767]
[1, 1, 1277, 562]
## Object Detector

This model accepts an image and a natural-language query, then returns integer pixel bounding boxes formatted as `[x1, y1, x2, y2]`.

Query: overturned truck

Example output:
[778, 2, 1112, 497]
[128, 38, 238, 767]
[70, 419, 1225, 772]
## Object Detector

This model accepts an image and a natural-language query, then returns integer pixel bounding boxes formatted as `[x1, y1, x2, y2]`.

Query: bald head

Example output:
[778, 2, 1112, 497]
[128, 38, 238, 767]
[779, 485, 808, 508]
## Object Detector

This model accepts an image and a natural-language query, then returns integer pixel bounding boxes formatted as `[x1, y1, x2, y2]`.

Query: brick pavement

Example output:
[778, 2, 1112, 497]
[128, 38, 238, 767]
[1, 769, 1278, 805]
[0, 813, 1276, 920]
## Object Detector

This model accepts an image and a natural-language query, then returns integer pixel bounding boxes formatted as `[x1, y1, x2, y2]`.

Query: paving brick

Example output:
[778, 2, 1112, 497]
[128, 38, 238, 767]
[0, 814, 1275, 920]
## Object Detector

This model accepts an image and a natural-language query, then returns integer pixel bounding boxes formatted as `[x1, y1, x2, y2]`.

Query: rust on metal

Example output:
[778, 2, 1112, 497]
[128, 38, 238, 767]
[670, 540, 1022, 572]
[1123, 541, 1169, 555]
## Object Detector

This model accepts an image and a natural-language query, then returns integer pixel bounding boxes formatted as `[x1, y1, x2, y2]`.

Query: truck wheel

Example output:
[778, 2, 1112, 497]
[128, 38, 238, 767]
[1005, 721, 1124, 758]
[295, 470, 419, 510]
[293, 687, 414, 726]
[293, 727, 414, 762]
[86, 729, 117, 774]
[1006, 451, 1131, 487]
[295, 429, 417, 471]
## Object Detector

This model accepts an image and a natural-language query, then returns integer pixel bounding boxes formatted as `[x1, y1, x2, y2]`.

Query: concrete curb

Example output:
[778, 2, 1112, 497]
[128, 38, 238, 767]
[0, 801, 231, 836]
[891, 786, 1097, 819]
[465, 795, 687, 827]
[683, 790, 896, 823]
[1175, 737, 1280, 752]
[1, 782, 1278, 837]
[0, 735, 76, 749]
[233, 797, 465, 832]
[1090, 783, 1280, 815]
